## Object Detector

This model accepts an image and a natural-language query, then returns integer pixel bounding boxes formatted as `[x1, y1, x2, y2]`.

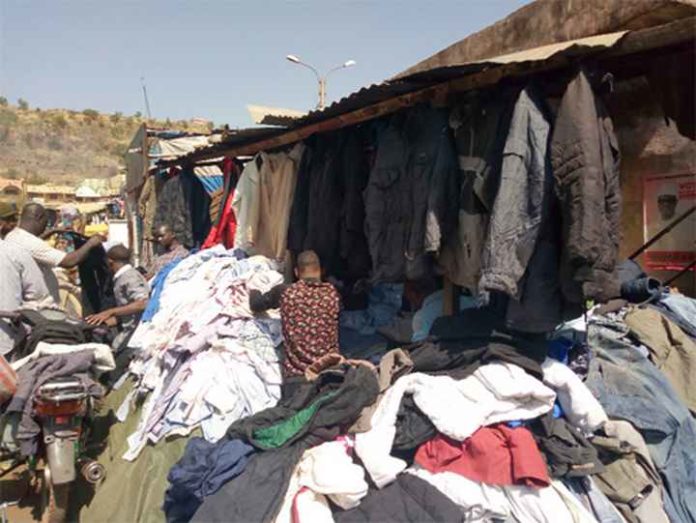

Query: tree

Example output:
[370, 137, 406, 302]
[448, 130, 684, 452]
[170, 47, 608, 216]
[17, 98, 29, 110]
[83, 108, 99, 122]
[0, 97, 7, 107]
[134, 111, 142, 119]
[110, 111, 123, 123]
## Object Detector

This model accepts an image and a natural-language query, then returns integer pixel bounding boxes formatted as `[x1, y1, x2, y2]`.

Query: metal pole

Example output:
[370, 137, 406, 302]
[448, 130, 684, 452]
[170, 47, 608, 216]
[140, 77, 152, 120]
[664, 260, 696, 286]
[629, 205, 696, 260]
[318, 78, 326, 110]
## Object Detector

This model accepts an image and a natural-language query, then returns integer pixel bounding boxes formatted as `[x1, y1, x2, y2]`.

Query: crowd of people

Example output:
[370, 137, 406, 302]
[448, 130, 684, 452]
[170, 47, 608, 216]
[0, 201, 198, 362]
[1, 197, 361, 402]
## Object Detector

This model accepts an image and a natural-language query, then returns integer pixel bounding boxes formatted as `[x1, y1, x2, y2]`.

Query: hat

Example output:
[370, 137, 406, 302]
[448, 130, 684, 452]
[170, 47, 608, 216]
[0, 202, 18, 219]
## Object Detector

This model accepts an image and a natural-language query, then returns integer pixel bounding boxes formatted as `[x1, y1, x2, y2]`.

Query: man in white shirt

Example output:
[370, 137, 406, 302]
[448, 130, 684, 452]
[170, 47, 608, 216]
[4, 203, 103, 304]
[0, 203, 54, 355]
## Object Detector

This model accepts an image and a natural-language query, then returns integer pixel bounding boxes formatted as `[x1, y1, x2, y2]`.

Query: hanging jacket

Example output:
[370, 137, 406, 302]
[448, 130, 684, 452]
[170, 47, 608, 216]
[438, 90, 516, 292]
[70, 232, 116, 315]
[290, 133, 343, 273]
[551, 68, 622, 304]
[180, 169, 212, 249]
[288, 129, 371, 279]
[339, 130, 372, 279]
[153, 172, 194, 248]
[234, 145, 304, 259]
[479, 86, 562, 333]
[364, 105, 457, 282]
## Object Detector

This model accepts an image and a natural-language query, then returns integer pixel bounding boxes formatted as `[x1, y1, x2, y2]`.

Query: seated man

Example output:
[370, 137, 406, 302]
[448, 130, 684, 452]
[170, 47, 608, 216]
[86, 245, 149, 351]
[250, 250, 341, 378]
[148, 224, 189, 278]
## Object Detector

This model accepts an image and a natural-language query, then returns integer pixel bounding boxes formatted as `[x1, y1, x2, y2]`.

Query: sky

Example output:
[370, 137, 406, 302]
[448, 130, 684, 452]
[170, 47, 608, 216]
[0, 0, 528, 127]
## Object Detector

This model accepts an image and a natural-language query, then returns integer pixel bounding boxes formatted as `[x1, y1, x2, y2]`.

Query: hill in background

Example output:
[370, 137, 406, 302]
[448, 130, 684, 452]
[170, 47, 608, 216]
[0, 99, 212, 184]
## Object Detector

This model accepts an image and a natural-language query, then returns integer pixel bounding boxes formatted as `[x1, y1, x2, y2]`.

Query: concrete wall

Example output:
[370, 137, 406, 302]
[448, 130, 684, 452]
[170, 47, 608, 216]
[396, 0, 696, 79]
[608, 76, 696, 294]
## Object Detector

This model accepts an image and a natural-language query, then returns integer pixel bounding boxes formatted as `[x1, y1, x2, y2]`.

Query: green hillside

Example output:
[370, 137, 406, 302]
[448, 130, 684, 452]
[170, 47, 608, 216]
[0, 99, 211, 184]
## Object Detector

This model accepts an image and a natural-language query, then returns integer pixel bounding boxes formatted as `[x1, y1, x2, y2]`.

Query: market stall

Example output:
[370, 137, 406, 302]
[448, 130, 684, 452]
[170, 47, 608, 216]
[81, 2, 696, 522]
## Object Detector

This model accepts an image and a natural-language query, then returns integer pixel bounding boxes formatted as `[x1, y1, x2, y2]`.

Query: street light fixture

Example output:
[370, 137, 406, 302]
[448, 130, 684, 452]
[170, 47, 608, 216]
[285, 54, 356, 110]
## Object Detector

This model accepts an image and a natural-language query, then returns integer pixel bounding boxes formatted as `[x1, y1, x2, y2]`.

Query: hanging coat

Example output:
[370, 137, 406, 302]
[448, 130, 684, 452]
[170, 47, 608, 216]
[551, 68, 622, 304]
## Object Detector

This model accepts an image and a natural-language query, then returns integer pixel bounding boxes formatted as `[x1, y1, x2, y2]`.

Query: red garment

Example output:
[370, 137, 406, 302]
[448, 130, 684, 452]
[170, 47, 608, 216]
[202, 188, 237, 249]
[280, 279, 341, 377]
[415, 425, 549, 488]
[203, 158, 238, 250]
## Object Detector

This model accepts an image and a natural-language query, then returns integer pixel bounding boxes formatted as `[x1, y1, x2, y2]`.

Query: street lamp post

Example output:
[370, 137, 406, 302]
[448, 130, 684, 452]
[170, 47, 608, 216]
[286, 55, 356, 110]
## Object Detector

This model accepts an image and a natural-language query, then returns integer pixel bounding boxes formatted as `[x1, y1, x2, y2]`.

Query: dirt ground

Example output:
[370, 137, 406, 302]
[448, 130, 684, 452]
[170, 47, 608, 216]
[1, 465, 43, 522]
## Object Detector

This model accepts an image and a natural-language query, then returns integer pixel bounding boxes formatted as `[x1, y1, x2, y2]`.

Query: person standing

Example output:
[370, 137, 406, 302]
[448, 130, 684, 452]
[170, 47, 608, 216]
[148, 224, 189, 278]
[4, 203, 103, 304]
[0, 203, 53, 355]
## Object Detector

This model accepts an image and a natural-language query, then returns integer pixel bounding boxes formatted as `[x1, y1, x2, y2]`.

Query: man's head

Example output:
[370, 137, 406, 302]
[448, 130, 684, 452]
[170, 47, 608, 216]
[0, 202, 18, 238]
[657, 183, 679, 221]
[155, 224, 178, 251]
[19, 203, 49, 236]
[106, 244, 131, 273]
[295, 250, 321, 280]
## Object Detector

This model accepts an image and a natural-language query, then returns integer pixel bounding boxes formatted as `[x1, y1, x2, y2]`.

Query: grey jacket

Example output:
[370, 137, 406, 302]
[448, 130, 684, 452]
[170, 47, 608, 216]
[479, 85, 562, 332]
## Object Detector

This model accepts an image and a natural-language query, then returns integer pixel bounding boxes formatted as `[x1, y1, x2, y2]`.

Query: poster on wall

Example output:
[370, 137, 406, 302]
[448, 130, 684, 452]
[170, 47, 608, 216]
[643, 173, 696, 271]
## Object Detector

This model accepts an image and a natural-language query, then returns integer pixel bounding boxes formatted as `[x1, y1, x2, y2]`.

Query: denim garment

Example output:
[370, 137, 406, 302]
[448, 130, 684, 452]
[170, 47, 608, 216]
[411, 290, 477, 342]
[365, 105, 457, 282]
[340, 283, 403, 335]
[658, 293, 696, 338]
[164, 437, 254, 523]
[585, 316, 696, 523]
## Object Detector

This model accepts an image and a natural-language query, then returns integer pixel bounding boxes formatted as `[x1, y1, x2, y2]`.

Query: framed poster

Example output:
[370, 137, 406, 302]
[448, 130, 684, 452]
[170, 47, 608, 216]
[643, 173, 696, 271]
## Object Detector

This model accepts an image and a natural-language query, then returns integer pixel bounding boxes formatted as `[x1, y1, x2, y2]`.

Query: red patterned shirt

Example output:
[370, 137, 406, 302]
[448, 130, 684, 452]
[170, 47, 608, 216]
[280, 279, 341, 377]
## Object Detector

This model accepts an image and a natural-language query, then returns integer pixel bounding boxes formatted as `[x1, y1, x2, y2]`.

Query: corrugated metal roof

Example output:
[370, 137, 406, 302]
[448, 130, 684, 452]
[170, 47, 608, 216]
[158, 19, 691, 166]
[247, 105, 307, 126]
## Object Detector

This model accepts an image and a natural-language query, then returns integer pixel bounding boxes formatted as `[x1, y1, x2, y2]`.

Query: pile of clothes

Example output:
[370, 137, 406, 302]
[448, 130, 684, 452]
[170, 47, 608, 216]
[157, 295, 696, 523]
[118, 246, 285, 460]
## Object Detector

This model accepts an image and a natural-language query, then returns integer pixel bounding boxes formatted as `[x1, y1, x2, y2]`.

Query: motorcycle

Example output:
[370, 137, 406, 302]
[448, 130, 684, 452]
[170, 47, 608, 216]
[0, 309, 108, 523]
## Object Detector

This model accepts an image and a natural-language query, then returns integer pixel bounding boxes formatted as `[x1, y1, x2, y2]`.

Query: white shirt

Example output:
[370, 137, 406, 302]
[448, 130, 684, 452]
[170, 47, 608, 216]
[4, 227, 66, 303]
[114, 263, 133, 281]
[0, 240, 53, 354]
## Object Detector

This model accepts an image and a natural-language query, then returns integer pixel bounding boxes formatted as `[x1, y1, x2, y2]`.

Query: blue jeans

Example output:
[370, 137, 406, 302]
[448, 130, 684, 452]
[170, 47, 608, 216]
[586, 316, 696, 523]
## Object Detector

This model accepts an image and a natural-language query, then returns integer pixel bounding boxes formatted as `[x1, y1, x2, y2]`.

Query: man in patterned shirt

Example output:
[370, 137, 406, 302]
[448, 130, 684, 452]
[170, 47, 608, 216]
[250, 250, 341, 378]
